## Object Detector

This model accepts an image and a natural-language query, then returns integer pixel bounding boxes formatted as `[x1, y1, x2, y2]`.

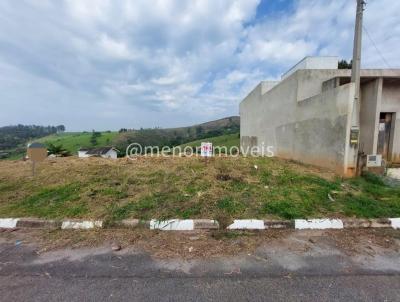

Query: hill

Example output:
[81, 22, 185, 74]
[36, 132, 119, 155]
[114, 116, 240, 155]
[0, 116, 239, 158]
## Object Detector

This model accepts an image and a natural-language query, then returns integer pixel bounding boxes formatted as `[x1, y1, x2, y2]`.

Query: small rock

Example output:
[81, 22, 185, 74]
[309, 238, 316, 244]
[189, 236, 200, 241]
[264, 185, 269, 189]
[188, 247, 193, 252]
[254, 165, 258, 170]
[112, 244, 122, 251]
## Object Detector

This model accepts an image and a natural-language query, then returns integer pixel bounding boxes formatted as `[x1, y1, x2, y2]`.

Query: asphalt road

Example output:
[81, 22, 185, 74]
[1, 230, 400, 301]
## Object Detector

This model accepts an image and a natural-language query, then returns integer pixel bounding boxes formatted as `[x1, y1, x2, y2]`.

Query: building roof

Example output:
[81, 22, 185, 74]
[80, 147, 118, 155]
[281, 56, 400, 80]
[282, 56, 339, 79]
[28, 142, 46, 149]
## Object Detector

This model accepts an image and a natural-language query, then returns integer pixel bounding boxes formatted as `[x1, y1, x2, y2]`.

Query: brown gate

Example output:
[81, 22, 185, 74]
[377, 113, 393, 160]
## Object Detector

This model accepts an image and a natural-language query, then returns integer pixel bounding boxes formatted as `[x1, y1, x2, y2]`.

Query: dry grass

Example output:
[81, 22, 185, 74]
[0, 156, 398, 220]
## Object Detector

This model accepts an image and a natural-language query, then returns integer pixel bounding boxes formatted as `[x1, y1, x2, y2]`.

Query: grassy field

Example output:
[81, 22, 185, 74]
[36, 132, 119, 155]
[178, 133, 239, 154]
[0, 156, 399, 222]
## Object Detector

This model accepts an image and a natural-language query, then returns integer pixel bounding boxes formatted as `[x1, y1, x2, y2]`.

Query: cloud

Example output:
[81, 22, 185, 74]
[0, 0, 398, 130]
[98, 34, 133, 60]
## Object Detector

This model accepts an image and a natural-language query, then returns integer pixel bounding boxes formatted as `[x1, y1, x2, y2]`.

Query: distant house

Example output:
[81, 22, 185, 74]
[78, 147, 118, 159]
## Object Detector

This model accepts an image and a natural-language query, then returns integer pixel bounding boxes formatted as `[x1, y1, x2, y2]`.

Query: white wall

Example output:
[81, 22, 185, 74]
[282, 56, 338, 79]
[78, 151, 90, 158]
[359, 78, 382, 155]
[78, 150, 118, 159]
[381, 81, 400, 162]
[102, 149, 118, 159]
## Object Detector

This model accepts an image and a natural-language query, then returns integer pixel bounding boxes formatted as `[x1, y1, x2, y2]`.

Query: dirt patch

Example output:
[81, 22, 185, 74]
[216, 173, 232, 181]
[0, 228, 289, 259]
[2, 228, 400, 260]
[327, 228, 400, 256]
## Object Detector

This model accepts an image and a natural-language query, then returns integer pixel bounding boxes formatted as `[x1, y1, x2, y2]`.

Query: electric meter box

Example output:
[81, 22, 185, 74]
[350, 127, 360, 146]
[366, 154, 382, 167]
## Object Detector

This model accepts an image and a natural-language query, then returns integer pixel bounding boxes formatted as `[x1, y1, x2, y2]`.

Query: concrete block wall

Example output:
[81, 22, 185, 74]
[240, 69, 355, 176]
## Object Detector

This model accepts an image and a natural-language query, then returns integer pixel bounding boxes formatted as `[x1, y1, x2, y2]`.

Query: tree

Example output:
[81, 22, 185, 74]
[90, 135, 97, 146]
[90, 130, 100, 146]
[47, 143, 70, 157]
[56, 125, 65, 133]
[195, 126, 204, 136]
[338, 59, 352, 69]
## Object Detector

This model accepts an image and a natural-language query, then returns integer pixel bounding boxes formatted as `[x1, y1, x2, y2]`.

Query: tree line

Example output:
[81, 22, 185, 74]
[0, 124, 65, 150]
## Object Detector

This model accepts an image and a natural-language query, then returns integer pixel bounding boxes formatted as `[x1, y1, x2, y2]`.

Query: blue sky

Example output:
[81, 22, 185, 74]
[0, 0, 399, 131]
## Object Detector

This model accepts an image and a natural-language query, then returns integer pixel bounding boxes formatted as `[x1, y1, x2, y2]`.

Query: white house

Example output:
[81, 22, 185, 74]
[78, 147, 118, 159]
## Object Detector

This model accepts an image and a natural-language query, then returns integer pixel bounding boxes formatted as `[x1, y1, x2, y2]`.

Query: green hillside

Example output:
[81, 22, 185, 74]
[1, 116, 240, 159]
[36, 132, 119, 155]
[178, 133, 240, 154]
[114, 116, 240, 155]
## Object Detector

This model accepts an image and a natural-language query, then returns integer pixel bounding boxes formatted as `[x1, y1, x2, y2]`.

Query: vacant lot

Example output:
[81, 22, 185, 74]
[0, 157, 399, 222]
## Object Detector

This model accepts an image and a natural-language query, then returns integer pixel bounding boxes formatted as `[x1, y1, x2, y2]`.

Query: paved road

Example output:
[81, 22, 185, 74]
[1, 231, 400, 301]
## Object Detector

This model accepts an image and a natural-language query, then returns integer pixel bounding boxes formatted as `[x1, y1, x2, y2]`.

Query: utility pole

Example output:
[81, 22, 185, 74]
[351, 0, 366, 100]
[351, 0, 366, 176]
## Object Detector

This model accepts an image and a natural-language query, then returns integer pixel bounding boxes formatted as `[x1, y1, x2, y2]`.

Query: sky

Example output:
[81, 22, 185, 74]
[0, 0, 399, 131]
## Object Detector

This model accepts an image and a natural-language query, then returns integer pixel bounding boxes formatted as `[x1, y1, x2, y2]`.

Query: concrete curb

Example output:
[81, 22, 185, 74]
[150, 219, 194, 231]
[342, 218, 391, 228]
[264, 220, 293, 229]
[1, 218, 400, 231]
[295, 219, 344, 230]
[228, 219, 265, 230]
[61, 220, 103, 229]
[17, 218, 61, 229]
[0, 218, 19, 228]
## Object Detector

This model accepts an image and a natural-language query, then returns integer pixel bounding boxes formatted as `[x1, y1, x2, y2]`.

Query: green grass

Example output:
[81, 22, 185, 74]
[0, 157, 399, 221]
[178, 133, 239, 154]
[1, 183, 88, 218]
[36, 131, 119, 155]
[216, 196, 245, 215]
[134, 168, 399, 220]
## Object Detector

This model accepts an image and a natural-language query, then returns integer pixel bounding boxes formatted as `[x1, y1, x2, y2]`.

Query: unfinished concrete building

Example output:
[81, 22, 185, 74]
[240, 56, 400, 176]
